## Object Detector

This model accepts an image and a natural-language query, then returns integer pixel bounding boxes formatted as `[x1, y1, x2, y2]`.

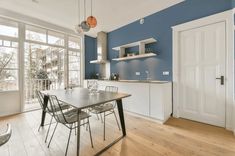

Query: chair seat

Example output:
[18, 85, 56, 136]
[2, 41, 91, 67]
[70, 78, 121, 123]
[57, 109, 90, 124]
[90, 103, 114, 114]
[47, 103, 70, 113]
[0, 124, 11, 146]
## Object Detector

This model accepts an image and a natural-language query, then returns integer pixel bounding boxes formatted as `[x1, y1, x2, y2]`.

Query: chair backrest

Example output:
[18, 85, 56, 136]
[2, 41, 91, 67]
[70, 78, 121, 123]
[105, 86, 118, 108]
[105, 86, 118, 93]
[36, 90, 45, 109]
[48, 95, 69, 124]
[0, 124, 12, 147]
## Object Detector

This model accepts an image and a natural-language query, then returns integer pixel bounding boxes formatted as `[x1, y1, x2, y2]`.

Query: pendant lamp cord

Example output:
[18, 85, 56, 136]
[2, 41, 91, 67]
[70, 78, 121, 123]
[84, 0, 86, 20]
[91, 0, 93, 16]
[77, 0, 80, 24]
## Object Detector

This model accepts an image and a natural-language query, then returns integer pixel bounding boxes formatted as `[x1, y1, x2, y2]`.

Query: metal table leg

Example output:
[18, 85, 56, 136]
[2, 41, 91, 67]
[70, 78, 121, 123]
[40, 95, 49, 127]
[116, 99, 126, 136]
[77, 109, 81, 156]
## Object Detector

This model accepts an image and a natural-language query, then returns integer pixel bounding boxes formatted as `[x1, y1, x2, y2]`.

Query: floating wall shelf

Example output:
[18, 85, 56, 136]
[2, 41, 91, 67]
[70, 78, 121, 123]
[112, 53, 157, 61]
[112, 38, 157, 61]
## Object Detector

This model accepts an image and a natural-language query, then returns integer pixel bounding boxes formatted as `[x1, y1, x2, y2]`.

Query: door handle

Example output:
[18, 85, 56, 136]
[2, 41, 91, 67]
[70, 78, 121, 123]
[216, 76, 224, 85]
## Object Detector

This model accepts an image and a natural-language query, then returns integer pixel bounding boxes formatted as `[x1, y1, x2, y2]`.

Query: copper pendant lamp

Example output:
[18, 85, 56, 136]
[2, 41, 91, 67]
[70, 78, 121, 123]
[87, 0, 97, 28]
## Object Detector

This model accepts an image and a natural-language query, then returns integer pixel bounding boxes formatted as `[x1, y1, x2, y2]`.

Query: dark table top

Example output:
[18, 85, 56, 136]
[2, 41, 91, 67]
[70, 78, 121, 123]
[42, 87, 131, 110]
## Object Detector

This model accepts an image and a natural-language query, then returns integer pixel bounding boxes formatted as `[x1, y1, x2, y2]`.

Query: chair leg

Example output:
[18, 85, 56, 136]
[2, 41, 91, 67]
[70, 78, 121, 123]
[48, 122, 58, 148]
[100, 113, 103, 123]
[74, 123, 77, 136]
[113, 109, 121, 130]
[45, 116, 53, 143]
[65, 125, 73, 156]
[38, 124, 41, 132]
[103, 112, 106, 141]
[87, 119, 94, 148]
[96, 114, 99, 120]
[86, 118, 89, 131]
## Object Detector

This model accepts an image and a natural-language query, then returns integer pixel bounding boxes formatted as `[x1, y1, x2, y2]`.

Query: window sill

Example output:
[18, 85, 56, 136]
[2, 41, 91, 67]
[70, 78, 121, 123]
[0, 90, 19, 94]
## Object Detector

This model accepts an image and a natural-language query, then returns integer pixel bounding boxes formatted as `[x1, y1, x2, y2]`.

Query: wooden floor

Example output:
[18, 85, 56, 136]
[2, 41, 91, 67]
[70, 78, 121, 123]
[0, 110, 235, 156]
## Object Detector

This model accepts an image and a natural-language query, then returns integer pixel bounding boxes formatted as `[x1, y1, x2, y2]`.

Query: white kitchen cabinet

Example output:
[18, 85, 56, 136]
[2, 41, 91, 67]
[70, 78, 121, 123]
[119, 82, 149, 116]
[150, 83, 172, 122]
[83, 80, 172, 123]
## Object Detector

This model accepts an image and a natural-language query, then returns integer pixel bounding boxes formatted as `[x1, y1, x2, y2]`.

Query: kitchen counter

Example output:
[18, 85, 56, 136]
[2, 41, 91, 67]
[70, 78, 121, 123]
[85, 79, 170, 84]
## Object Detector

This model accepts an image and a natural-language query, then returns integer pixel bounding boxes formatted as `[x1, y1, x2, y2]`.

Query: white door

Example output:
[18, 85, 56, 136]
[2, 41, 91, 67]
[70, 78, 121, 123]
[179, 22, 226, 127]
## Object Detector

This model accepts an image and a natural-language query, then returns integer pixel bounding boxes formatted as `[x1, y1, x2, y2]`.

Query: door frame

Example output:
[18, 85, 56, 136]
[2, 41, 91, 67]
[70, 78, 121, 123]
[172, 9, 234, 131]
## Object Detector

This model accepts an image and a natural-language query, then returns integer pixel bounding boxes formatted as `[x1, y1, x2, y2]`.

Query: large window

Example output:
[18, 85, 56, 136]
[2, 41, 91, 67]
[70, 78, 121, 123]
[24, 24, 82, 104]
[0, 18, 19, 91]
[0, 18, 82, 93]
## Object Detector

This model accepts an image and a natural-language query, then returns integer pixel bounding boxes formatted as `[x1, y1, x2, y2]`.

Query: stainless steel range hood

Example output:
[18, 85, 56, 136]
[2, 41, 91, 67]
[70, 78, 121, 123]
[90, 31, 108, 64]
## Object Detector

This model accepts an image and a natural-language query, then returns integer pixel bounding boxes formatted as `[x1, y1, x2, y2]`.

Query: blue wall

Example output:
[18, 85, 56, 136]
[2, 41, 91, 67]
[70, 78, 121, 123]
[84, 35, 98, 79]
[107, 0, 233, 81]
[85, 0, 233, 80]
[232, 0, 235, 8]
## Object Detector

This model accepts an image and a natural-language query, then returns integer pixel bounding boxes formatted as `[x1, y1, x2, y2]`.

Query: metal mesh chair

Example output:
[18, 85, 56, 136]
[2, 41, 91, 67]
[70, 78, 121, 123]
[47, 95, 93, 156]
[89, 86, 120, 140]
[0, 124, 12, 147]
[36, 90, 70, 143]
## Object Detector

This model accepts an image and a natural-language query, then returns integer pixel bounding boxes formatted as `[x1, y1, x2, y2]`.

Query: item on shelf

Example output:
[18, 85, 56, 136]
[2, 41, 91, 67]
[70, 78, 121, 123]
[127, 53, 136, 57]
[110, 73, 119, 81]
[145, 48, 153, 53]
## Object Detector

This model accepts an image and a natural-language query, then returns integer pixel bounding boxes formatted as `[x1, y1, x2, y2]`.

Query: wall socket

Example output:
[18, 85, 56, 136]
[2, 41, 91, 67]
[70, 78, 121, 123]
[135, 72, 141, 76]
[163, 71, 170, 75]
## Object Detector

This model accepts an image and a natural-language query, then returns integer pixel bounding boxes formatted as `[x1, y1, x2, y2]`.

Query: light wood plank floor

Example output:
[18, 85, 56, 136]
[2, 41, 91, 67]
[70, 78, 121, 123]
[0, 110, 235, 156]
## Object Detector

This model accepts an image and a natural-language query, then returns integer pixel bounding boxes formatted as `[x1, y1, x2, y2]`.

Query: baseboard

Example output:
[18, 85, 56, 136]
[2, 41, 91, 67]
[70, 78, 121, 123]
[124, 110, 165, 124]
[0, 111, 21, 118]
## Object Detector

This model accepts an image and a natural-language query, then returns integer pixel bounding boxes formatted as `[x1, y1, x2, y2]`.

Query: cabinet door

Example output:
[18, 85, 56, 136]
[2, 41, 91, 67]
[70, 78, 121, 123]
[150, 84, 164, 120]
[120, 83, 150, 116]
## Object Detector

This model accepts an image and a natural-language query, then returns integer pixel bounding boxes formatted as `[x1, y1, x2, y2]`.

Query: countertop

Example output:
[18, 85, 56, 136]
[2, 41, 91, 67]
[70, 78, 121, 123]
[85, 79, 171, 84]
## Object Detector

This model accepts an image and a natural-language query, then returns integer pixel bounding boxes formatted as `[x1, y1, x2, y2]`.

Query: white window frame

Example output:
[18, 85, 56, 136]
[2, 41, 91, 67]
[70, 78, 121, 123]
[0, 20, 20, 92]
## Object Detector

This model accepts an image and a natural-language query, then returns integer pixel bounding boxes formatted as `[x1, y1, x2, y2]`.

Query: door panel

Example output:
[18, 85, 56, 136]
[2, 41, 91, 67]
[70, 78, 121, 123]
[179, 22, 226, 127]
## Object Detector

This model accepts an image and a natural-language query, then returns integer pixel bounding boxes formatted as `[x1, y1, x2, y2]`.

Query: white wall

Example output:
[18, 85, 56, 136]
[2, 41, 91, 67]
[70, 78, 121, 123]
[0, 91, 21, 116]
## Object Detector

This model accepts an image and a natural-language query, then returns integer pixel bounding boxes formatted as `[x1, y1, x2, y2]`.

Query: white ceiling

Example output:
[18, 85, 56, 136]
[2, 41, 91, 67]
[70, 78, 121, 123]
[0, 0, 183, 37]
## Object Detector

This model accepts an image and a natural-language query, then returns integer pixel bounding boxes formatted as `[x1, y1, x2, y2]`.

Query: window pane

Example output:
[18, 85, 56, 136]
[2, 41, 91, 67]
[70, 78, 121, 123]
[3, 40, 11, 47]
[0, 47, 18, 69]
[12, 42, 18, 48]
[26, 25, 46, 43]
[24, 43, 65, 92]
[0, 69, 18, 91]
[0, 18, 18, 37]
[69, 51, 80, 86]
[69, 70, 80, 86]
[68, 36, 81, 49]
[48, 31, 65, 46]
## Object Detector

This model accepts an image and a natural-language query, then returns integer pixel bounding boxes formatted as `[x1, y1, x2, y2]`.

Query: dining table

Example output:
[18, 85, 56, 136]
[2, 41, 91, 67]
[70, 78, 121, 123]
[41, 87, 131, 156]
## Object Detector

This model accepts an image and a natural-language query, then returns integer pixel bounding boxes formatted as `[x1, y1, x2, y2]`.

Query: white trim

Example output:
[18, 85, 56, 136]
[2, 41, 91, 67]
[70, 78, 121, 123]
[81, 34, 85, 87]
[124, 110, 165, 125]
[172, 9, 234, 131]
[19, 23, 25, 112]
[0, 8, 77, 36]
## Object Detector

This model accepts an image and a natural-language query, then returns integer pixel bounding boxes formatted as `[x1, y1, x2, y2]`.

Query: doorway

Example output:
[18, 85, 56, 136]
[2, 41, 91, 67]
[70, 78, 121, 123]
[172, 10, 234, 129]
